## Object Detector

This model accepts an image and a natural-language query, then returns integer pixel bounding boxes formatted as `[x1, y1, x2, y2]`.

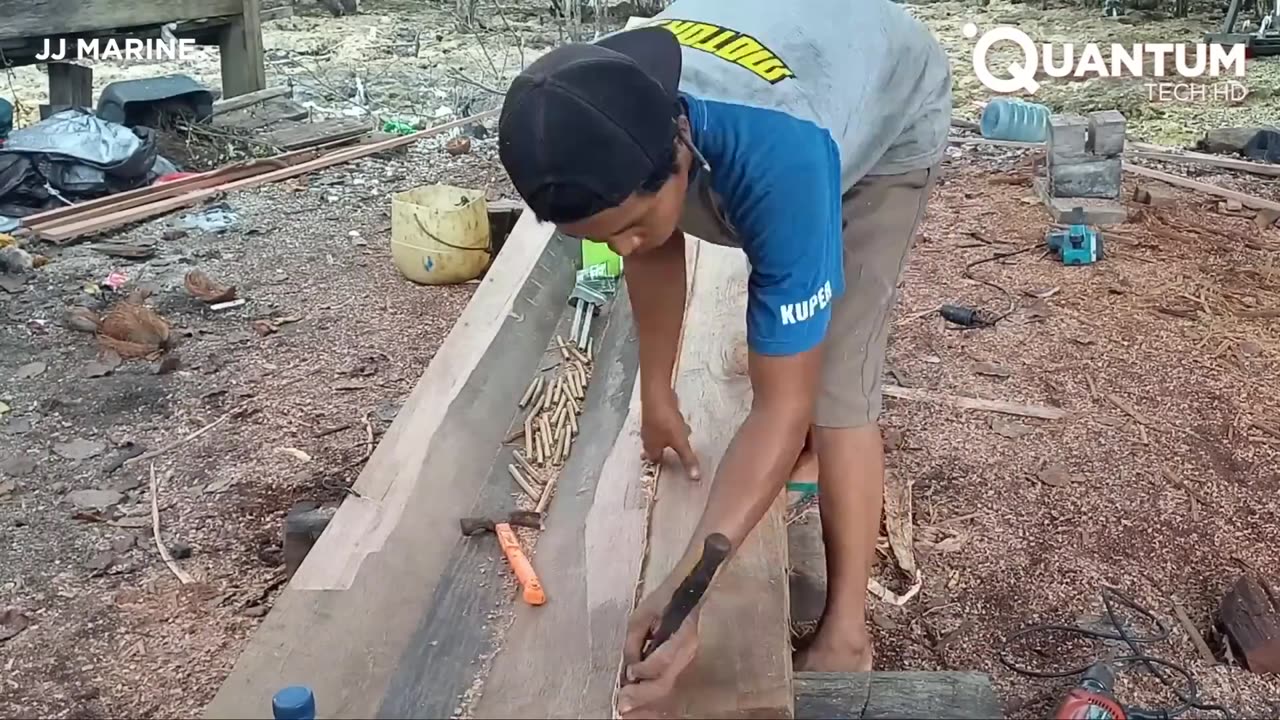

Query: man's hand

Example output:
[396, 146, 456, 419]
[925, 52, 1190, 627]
[619, 585, 701, 718]
[640, 391, 701, 481]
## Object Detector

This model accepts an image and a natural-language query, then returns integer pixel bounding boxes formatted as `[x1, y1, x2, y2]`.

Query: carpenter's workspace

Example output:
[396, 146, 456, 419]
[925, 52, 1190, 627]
[1, 0, 1279, 719]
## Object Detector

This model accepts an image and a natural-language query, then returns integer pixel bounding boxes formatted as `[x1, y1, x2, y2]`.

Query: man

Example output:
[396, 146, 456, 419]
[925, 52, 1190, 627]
[497, 0, 951, 714]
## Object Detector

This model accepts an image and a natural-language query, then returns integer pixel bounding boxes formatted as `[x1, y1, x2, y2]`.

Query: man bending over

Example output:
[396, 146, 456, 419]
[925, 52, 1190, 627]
[496, 0, 952, 714]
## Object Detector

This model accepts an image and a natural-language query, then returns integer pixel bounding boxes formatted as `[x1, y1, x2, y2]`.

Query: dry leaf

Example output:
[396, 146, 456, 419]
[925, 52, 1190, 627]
[1036, 463, 1074, 488]
[990, 416, 1034, 438]
[974, 362, 1012, 378]
[0, 608, 31, 642]
[14, 361, 46, 379]
[1025, 286, 1060, 299]
[84, 351, 122, 378]
[252, 320, 277, 336]
[933, 535, 969, 553]
[184, 270, 237, 303]
[277, 447, 312, 463]
[921, 355, 942, 364]
[872, 610, 899, 631]
[1095, 415, 1125, 427]
[64, 307, 100, 333]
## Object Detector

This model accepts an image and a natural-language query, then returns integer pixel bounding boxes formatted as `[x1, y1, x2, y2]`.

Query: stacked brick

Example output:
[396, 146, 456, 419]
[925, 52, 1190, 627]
[1047, 110, 1126, 200]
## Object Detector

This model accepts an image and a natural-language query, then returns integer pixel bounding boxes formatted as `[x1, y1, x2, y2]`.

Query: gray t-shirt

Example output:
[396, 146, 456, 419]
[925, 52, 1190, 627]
[647, 0, 952, 189]
[621, 0, 952, 356]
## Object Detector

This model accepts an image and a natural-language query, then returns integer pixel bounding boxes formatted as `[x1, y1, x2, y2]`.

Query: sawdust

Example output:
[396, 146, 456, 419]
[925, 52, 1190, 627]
[866, 146, 1280, 718]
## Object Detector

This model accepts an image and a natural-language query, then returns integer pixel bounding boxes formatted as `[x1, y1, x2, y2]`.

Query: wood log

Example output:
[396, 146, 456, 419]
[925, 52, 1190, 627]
[794, 672, 1002, 719]
[639, 244, 793, 718]
[1218, 574, 1280, 674]
[474, 234, 701, 719]
[211, 85, 290, 114]
[204, 208, 561, 719]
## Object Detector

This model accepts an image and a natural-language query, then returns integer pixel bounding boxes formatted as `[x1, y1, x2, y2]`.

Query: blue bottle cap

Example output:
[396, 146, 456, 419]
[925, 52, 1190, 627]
[272, 685, 316, 720]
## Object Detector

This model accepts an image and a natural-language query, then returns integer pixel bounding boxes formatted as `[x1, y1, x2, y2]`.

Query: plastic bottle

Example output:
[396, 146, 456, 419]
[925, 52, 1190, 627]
[980, 97, 1051, 143]
[272, 686, 316, 720]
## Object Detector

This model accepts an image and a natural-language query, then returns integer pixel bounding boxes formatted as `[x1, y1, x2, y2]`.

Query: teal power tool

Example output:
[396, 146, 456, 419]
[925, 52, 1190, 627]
[1047, 208, 1104, 265]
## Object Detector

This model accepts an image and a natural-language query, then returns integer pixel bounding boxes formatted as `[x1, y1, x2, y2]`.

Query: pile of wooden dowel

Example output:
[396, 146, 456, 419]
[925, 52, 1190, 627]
[505, 335, 594, 514]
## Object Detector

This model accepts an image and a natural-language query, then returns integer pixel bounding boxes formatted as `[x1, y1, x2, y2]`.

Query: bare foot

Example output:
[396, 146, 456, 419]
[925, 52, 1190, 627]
[793, 633, 873, 672]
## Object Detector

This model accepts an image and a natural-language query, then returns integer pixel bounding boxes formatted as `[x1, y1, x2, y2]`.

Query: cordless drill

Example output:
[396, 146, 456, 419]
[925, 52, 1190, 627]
[1053, 663, 1171, 720]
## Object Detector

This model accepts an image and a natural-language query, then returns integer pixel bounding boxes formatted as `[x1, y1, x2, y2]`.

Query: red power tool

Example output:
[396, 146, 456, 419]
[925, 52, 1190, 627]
[1054, 663, 1128, 720]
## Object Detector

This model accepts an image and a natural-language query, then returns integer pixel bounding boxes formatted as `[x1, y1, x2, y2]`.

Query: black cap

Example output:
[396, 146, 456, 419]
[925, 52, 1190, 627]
[498, 26, 682, 223]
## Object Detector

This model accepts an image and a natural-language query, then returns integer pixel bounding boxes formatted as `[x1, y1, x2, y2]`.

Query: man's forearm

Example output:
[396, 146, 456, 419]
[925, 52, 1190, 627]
[658, 406, 808, 591]
[625, 230, 688, 400]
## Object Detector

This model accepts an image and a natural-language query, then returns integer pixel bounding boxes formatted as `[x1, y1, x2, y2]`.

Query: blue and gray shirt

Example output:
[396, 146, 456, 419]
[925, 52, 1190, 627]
[629, 0, 952, 356]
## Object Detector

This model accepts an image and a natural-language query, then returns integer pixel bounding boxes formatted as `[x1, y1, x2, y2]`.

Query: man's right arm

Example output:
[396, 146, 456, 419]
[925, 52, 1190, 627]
[624, 228, 688, 405]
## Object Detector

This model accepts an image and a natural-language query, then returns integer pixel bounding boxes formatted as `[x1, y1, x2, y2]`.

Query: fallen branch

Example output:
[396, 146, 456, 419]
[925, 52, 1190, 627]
[212, 85, 292, 115]
[882, 385, 1071, 420]
[124, 407, 246, 468]
[1172, 598, 1217, 664]
[1123, 164, 1280, 213]
[151, 464, 194, 585]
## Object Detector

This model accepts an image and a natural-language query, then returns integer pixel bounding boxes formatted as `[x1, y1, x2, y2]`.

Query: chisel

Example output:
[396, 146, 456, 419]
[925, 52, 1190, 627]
[640, 532, 732, 659]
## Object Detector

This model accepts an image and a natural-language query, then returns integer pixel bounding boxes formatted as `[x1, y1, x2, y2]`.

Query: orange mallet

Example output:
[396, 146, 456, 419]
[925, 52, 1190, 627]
[459, 511, 546, 605]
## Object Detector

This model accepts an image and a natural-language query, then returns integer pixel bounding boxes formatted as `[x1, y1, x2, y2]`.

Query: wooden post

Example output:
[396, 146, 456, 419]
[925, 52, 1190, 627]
[42, 62, 93, 118]
[218, 0, 267, 97]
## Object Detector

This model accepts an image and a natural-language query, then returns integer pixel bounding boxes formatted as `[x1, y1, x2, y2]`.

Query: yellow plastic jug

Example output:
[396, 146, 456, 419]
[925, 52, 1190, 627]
[390, 184, 492, 285]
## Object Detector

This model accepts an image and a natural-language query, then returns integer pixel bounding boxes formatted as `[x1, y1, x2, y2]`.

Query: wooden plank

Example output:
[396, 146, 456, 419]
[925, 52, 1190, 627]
[1128, 146, 1280, 178]
[204, 210, 561, 720]
[212, 98, 309, 132]
[1122, 163, 1280, 212]
[260, 118, 370, 151]
[218, 0, 266, 97]
[881, 385, 1071, 420]
[0, 0, 244, 40]
[473, 240, 701, 719]
[32, 109, 499, 243]
[639, 244, 793, 718]
[794, 672, 1002, 719]
[47, 62, 93, 107]
[211, 85, 290, 114]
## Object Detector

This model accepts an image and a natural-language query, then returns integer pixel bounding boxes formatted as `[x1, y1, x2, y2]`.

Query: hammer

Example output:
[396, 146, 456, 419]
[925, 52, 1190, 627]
[460, 511, 546, 606]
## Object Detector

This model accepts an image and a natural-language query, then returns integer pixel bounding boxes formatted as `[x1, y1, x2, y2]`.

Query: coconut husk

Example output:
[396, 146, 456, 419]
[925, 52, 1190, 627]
[97, 299, 170, 359]
[184, 269, 236, 303]
[64, 307, 100, 334]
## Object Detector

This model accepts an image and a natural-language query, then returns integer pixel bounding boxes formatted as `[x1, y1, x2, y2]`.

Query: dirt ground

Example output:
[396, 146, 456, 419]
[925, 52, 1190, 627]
[837, 145, 1280, 718]
[3, 0, 1280, 718]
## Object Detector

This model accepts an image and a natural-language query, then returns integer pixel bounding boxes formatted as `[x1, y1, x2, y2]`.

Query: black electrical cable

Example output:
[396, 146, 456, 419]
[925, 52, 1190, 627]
[998, 587, 1233, 719]
[947, 243, 1042, 328]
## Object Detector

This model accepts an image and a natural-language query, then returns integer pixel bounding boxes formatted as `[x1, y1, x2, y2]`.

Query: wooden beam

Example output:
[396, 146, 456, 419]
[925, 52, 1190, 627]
[639, 244, 793, 718]
[0, 0, 244, 41]
[1127, 145, 1280, 178]
[218, 0, 266, 97]
[46, 62, 93, 108]
[473, 238, 701, 719]
[794, 672, 1002, 719]
[31, 110, 499, 243]
[881, 385, 1071, 420]
[205, 209, 562, 720]
[1122, 163, 1280, 212]
[211, 85, 290, 114]
[259, 118, 370, 151]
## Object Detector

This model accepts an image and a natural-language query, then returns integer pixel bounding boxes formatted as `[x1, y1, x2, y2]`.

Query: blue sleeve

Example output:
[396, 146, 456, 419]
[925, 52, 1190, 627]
[694, 99, 845, 357]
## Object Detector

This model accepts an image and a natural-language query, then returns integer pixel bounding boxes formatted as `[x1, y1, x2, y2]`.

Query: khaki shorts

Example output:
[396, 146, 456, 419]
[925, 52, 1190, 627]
[815, 165, 938, 429]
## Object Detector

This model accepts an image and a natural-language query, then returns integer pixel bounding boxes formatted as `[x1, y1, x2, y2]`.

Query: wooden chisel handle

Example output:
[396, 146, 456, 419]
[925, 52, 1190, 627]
[641, 533, 732, 659]
[495, 522, 546, 606]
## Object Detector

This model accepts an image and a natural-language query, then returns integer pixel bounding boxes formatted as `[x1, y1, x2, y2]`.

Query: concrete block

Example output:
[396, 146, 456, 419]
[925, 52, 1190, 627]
[1133, 185, 1178, 207]
[1088, 110, 1127, 156]
[1035, 178, 1129, 226]
[1049, 114, 1089, 164]
[1050, 156, 1123, 199]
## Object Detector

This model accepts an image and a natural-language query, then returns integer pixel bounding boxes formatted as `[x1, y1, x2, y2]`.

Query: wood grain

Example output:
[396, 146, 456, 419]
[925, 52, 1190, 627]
[794, 672, 1001, 719]
[474, 238, 700, 719]
[640, 244, 793, 718]
[203, 211, 559, 720]
[0, 0, 244, 40]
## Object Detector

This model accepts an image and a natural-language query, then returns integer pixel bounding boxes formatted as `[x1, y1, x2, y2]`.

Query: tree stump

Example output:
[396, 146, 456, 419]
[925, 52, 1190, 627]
[1218, 574, 1280, 674]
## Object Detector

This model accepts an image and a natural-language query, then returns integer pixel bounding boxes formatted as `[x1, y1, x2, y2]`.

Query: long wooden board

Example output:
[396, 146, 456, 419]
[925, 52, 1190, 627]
[1122, 163, 1280, 212]
[0, 0, 244, 40]
[794, 672, 1002, 719]
[640, 244, 794, 718]
[33, 109, 499, 243]
[473, 238, 700, 719]
[204, 209, 563, 719]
